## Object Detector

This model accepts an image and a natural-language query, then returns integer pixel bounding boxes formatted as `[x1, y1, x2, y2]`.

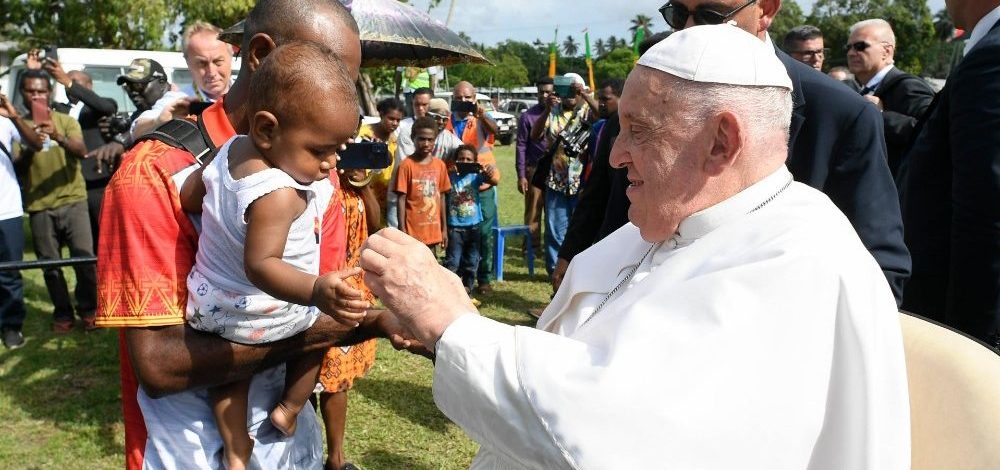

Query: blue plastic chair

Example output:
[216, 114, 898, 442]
[492, 224, 535, 281]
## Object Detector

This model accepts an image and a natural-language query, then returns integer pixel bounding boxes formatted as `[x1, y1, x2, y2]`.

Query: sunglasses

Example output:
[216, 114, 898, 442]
[658, 0, 758, 30]
[845, 41, 873, 52]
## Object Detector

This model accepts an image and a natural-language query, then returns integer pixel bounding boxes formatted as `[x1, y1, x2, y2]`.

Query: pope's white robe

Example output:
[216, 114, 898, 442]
[433, 166, 910, 469]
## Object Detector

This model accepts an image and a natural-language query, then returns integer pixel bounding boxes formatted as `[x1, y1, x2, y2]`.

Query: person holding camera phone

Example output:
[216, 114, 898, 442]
[0, 94, 43, 349]
[32, 52, 119, 251]
[529, 73, 594, 278]
[445, 144, 499, 295]
[12, 67, 96, 333]
[357, 97, 404, 227]
[446, 81, 501, 295]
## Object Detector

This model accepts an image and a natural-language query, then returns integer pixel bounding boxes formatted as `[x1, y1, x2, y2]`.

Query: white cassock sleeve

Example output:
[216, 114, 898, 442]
[434, 314, 578, 469]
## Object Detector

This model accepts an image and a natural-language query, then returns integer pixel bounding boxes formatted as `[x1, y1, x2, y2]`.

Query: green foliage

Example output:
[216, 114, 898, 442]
[629, 14, 654, 39]
[806, 0, 935, 74]
[594, 47, 636, 84]
[447, 52, 529, 90]
[771, 0, 807, 47]
[0, 0, 255, 50]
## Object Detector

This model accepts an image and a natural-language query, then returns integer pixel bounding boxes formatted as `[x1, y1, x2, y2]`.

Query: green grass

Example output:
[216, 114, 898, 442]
[0, 144, 552, 469]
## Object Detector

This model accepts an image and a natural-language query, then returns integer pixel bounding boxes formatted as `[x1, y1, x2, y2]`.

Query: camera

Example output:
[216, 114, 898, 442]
[554, 76, 576, 99]
[338, 141, 391, 170]
[556, 118, 591, 158]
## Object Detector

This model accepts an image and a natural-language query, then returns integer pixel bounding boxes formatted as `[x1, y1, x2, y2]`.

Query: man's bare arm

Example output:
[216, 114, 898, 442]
[125, 310, 398, 398]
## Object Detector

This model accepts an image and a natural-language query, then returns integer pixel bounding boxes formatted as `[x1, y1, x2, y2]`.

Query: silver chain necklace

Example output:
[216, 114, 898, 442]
[580, 177, 793, 326]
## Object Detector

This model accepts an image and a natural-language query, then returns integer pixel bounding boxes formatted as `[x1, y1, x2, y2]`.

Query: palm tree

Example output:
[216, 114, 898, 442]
[629, 14, 653, 40]
[607, 35, 619, 51]
[563, 35, 579, 56]
[532, 38, 546, 51]
[595, 38, 607, 56]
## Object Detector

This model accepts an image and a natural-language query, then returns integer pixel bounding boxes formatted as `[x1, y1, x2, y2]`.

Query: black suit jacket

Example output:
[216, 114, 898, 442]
[901, 19, 1000, 346]
[873, 67, 935, 179]
[65, 84, 117, 185]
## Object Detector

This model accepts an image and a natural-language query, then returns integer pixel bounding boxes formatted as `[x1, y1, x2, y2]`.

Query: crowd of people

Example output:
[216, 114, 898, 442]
[0, 0, 997, 468]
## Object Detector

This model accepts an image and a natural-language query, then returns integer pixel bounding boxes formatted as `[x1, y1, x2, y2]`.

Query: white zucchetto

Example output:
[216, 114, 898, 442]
[637, 24, 793, 91]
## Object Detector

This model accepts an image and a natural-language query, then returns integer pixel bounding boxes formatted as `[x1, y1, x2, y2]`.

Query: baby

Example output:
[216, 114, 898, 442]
[179, 42, 366, 470]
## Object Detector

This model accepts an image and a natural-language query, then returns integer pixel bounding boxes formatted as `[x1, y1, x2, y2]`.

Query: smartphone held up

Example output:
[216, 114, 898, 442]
[337, 141, 391, 170]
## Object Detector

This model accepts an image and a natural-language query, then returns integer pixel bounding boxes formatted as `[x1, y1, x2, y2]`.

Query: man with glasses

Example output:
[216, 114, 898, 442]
[782, 25, 826, 70]
[656, 0, 910, 304]
[846, 19, 934, 180]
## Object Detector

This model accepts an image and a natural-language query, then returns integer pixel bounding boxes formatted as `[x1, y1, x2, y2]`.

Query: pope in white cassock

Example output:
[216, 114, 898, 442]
[361, 24, 910, 470]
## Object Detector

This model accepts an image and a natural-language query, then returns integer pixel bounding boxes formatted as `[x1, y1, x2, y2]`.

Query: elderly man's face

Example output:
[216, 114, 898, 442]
[185, 31, 233, 100]
[846, 26, 893, 78]
[610, 68, 705, 242]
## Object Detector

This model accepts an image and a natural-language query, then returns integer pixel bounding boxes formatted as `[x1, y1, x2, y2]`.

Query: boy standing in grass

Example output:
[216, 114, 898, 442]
[445, 144, 498, 293]
[394, 117, 451, 250]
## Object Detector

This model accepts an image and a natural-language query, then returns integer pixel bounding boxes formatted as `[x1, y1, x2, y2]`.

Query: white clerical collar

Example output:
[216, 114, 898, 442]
[864, 64, 895, 90]
[965, 4, 1000, 55]
[675, 165, 793, 243]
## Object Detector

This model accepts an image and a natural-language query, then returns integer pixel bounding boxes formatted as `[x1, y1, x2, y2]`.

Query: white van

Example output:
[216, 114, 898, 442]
[2, 47, 240, 114]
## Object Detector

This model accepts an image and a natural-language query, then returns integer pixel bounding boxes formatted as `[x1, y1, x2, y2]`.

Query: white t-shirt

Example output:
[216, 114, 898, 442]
[0, 116, 23, 220]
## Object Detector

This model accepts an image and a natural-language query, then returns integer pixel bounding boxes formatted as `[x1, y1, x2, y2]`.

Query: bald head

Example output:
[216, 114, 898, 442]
[67, 70, 92, 89]
[454, 81, 475, 96]
[242, 0, 362, 78]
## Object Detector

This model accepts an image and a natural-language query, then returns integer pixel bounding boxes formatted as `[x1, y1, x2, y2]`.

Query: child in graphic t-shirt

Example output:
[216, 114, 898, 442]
[444, 144, 499, 292]
[178, 43, 368, 470]
[394, 116, 451, 249]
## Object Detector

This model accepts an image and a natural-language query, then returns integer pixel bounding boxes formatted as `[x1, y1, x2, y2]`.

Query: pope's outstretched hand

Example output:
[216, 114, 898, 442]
[360, 228, 477, 350]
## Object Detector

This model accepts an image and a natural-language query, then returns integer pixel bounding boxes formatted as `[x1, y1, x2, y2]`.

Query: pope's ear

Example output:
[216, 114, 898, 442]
[250, 111, 279, 150]
[705, 111, 742, 176]
[758, 0, 781, 33]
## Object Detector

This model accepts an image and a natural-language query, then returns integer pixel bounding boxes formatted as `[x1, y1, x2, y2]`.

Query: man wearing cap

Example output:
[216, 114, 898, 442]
[96, 1, 415, 469]
[117, 58, 189, 139]
[360, 25, 910, 469]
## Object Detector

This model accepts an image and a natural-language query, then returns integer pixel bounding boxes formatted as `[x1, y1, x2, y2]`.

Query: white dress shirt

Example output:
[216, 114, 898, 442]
[964, 4, 1000, 55]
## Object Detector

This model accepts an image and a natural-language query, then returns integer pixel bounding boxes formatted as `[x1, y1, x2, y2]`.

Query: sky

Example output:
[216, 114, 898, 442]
[404, 0, 947, 47]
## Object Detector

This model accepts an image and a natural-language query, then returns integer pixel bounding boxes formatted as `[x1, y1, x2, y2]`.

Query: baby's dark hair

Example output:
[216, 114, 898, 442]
[247, 41, 357, 126]
[411, 116, 439, 137]
[454, 144, 478, 161]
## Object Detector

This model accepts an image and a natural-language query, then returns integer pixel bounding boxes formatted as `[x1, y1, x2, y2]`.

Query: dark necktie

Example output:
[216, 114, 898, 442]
[859, 85, 875, 96]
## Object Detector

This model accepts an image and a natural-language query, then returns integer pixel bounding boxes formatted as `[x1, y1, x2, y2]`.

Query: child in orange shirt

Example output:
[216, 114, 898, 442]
[394, 116, 451, 249]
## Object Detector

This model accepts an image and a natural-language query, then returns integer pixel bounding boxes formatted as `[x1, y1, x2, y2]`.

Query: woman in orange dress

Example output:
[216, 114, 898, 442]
[318, 169, 379, 470]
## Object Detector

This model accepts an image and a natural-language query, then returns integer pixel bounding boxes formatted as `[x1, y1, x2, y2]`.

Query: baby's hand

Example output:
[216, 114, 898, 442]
[311, 268, 370, 326]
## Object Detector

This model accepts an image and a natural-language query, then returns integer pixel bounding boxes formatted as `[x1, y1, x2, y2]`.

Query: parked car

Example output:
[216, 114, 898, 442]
[435, 91, 516, 146]
[498, 98, 536, 120]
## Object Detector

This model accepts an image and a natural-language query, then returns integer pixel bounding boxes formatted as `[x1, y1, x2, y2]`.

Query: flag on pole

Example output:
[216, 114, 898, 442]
[549, 27, 559, 77]
[584, 29, 596, 92]
[632, 27, 646, 58]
